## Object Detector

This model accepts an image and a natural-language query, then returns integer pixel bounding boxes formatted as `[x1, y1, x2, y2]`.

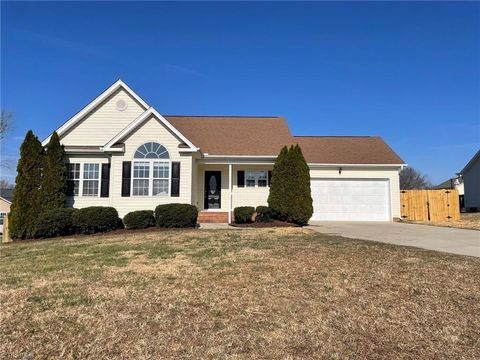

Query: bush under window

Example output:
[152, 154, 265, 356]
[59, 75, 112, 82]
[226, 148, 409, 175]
[234, 206, 255, 224]
[155, 203, 198, 228]
[72, 206, 121, 234]
[124, 210, 155, 230]
[34, 208, 77, 238]
[255, 206, 273, 223]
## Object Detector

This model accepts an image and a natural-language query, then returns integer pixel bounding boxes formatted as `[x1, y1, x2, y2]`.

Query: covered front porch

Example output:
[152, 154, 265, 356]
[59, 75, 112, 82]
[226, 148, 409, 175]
[194, 159, 274, 223]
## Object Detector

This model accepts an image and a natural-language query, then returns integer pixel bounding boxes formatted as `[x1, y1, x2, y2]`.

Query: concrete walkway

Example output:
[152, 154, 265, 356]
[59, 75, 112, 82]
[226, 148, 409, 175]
[308, 222, 480, 257]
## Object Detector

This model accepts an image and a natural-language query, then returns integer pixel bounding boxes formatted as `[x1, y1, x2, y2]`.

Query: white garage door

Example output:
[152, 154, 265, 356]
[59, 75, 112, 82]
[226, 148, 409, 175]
[310, 179, 390, 221]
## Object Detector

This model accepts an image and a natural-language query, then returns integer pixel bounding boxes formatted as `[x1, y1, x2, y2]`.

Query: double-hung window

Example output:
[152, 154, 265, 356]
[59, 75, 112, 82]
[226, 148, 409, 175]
[132, 142, 170, 196]
[246, 171, 268, 188]
[0, 213, 6, 225]
[133, 161, 150, 196]
[66, 163, 81, 196]
[82, 163, 100, 196]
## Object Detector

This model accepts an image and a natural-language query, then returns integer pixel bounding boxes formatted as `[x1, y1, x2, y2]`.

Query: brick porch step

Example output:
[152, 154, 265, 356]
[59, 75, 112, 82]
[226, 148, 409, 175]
[198, 211, 229, 223]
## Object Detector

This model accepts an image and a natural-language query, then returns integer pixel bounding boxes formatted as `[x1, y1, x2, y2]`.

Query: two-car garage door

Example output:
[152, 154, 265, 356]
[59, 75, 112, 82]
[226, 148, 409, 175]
[310, 179, 390, 221]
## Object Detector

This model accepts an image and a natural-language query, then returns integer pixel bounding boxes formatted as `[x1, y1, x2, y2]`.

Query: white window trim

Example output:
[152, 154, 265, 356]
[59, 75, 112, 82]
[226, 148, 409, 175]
[245, 170, 269, 188]
[67, 162, 102, 198]
[131, 159, 171, 197]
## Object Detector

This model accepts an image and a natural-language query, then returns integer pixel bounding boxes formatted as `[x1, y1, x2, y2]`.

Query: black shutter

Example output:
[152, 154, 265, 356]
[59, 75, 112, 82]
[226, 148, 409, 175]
[100, 163, 111, 197]
[171, 162, 180, 197]
[268, 171, 272, 186]
[66, 181, 75, 196]
[237, 171, 245, 187]
[121, 161, 131, 197]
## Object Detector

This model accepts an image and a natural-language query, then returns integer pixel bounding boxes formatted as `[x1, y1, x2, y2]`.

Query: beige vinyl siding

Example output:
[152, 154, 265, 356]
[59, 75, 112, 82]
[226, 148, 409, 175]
[0, 198, 11, 214]
[232, 165, 272, 209]
[61, 88, 146, 146]
[195, 164, 273, 211]
[64, 155, 111, 209]
[64, 116, 193, 217]
[309, 166, 401, 219]
[0, 197, 11, 233]
[109, 116, 193, 217]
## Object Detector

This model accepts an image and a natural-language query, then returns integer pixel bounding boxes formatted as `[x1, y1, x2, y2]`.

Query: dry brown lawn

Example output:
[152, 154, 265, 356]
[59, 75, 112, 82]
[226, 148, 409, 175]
[409, 212, 480, 231]
[1, 228, 479, 359]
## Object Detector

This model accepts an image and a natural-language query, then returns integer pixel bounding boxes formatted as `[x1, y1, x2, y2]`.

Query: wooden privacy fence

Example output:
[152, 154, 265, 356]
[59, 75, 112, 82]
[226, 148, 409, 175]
[401, 190, 460, 222]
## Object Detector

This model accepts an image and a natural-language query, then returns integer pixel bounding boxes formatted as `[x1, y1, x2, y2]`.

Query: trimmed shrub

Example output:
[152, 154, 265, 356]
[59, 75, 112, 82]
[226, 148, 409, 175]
[72, 206, 121, 234]
[268, 145, 313, 225]
[234, 206, 255, 224]
[155, 203, 198, 228]
[124, 210, 155, 230]
[34, 208, 77, 238]
[255, 206, 273, 223]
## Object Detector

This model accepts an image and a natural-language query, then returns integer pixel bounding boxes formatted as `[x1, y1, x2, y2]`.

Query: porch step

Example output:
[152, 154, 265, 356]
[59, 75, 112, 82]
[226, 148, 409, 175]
[198, 212, 229, 223]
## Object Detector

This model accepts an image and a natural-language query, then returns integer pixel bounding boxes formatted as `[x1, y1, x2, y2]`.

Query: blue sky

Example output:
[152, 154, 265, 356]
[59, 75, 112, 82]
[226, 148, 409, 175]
[1, 1, 479, 184]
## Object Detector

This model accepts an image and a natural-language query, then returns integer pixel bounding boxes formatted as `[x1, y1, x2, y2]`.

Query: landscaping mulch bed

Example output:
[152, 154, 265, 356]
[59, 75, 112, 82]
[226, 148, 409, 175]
[230, 220, 299, 228]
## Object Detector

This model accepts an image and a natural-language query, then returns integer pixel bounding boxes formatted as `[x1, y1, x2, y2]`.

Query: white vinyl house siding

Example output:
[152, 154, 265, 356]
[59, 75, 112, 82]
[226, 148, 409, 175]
[108, 116, 193, 217]
[61, 88, 146, 146]
[309, 166, 401, 219]
[463, 157, 480, 210]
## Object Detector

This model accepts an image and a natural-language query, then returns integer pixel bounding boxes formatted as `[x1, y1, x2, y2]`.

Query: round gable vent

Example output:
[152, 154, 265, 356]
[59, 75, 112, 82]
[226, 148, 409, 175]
[116, 99, 128, 111]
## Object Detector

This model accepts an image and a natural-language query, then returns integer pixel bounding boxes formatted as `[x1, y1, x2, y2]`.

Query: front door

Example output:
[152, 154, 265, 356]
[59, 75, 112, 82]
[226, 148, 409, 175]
[204, 171, 221, 209]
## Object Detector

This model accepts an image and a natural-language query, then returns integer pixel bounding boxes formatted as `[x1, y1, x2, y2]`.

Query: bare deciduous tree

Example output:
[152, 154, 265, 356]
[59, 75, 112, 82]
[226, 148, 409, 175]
[0, 110, 13, 140]
[0, 179, 14, 189]
[400, 167, 432, 190]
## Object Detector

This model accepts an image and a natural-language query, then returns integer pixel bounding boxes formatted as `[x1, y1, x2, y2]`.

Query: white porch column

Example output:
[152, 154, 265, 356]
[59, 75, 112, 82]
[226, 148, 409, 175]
[228, 164, 232, 224]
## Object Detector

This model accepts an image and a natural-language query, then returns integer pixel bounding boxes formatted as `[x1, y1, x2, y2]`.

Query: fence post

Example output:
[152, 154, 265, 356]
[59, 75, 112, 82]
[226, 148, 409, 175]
[2, 214, 12, 243]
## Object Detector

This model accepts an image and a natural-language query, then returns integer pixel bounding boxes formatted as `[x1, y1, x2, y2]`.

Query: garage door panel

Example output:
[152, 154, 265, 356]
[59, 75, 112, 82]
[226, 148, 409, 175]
[311, 179, 390, 221]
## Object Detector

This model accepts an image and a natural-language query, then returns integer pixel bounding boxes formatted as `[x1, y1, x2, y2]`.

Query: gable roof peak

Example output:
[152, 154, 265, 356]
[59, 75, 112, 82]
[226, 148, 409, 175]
[41, 79, 149, 146]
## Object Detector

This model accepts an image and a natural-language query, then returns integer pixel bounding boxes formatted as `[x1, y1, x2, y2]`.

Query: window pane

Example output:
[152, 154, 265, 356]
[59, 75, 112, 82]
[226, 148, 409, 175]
[82, 163, 99, 196]
[246, 171, 256, 187]
[133, 161, 149, 178]
[258, 171, 267, 187]
[134, 142, 170, 159]
[83, 180, 99, 196]
[67, 163, 80, 196]
[153, 162, 169, 179]
[153, 179, 169, 196]
[0, 213, 5, 225]
[133, 179, 149, 196]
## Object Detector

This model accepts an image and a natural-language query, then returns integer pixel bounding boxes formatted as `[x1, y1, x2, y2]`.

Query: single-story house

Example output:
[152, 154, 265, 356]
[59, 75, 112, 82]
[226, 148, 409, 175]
[42, 80, 405, 223]
[0, 188, 13, 233]
[459, 150, 480, 212]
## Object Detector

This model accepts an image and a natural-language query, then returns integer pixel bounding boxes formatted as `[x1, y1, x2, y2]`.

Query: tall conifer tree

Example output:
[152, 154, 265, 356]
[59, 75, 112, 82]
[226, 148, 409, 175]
[41, 131, 66, 211]
[10, 130, 44, 239]
[268, 144, 313, 225]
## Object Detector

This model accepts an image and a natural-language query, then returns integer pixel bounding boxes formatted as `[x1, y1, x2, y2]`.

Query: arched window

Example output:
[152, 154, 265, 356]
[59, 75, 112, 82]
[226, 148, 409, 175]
[132, 142, 170, 196]
[134, 142, 169, 159]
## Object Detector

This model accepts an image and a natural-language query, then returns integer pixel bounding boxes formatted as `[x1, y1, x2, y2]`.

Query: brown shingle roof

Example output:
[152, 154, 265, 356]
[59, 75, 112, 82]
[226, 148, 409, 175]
[166, 116, 294, 156]
[294, 136, 404, 164]
[165, 115, 404, 164]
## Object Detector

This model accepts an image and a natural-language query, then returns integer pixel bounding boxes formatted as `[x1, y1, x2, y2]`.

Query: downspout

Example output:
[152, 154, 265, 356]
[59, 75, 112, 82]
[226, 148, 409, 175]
[228, 164, 232, 224]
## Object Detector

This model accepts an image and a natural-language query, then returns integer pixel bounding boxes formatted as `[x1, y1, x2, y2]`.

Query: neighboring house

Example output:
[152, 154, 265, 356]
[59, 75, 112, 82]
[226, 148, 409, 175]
[459, 150, 480, 212]
[0, 188, 13, 233]
[42, 80, 405, 223]
[434, 176, 464, 210]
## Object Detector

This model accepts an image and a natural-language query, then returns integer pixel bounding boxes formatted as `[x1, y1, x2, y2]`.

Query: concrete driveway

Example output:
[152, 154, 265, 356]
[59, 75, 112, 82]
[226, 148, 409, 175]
[308, 222, 480, 257]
